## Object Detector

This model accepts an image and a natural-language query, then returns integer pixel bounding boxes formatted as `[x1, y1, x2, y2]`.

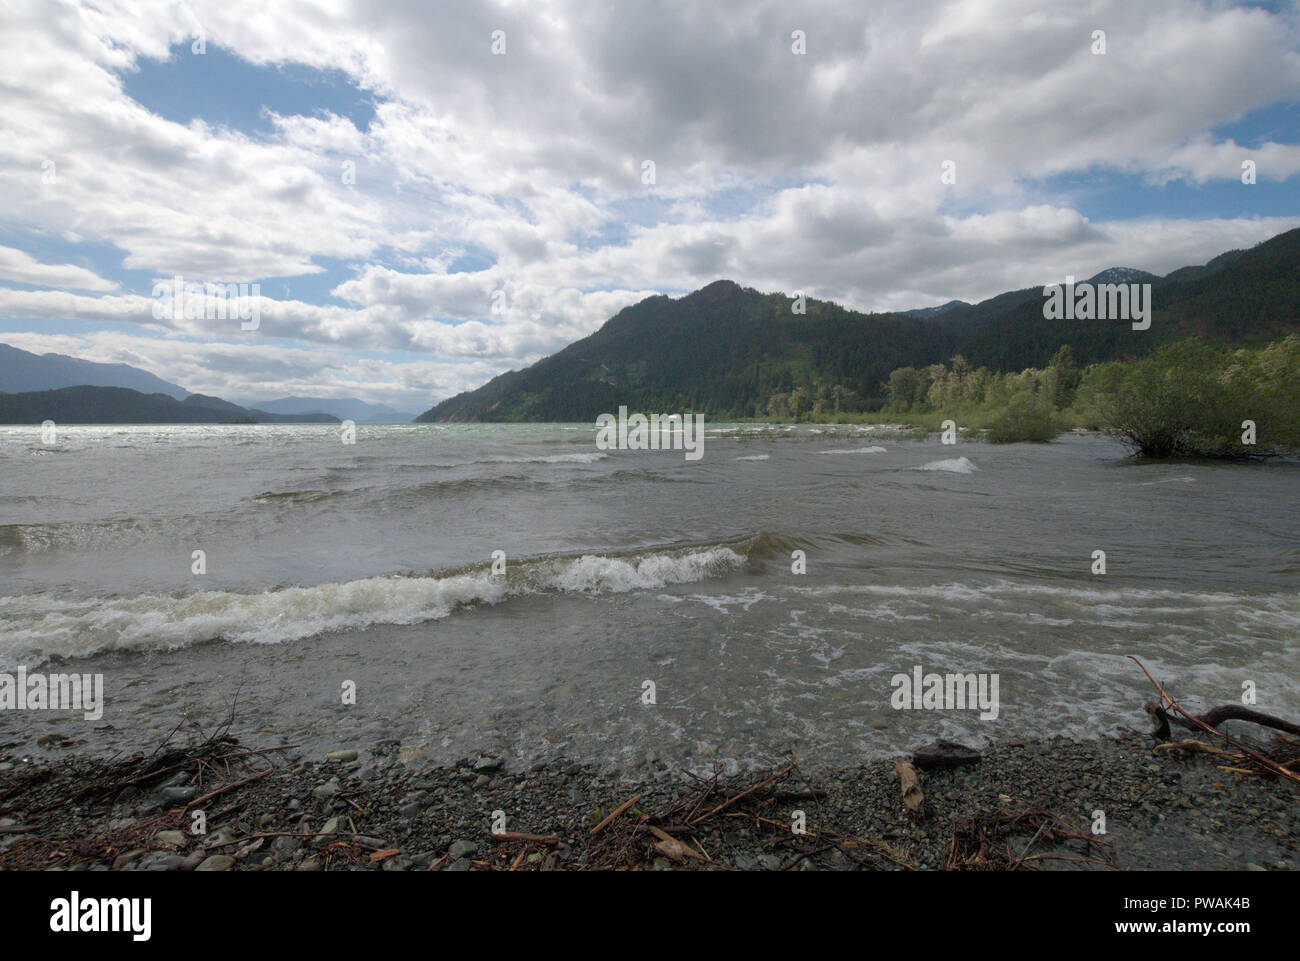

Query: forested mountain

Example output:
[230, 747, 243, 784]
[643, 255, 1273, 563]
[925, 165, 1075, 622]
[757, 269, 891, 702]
[0, 386, 339, 424]
[418, 227, 1300, 422]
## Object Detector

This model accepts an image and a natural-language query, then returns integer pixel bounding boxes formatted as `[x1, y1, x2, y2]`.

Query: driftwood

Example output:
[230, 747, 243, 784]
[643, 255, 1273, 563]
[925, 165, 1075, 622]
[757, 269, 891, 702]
[894, 759, 924, 818]
[1132, 657, 1300, 783]
[589, 795, 640, 836]
[1145, 701, 1300, 740]
[912, 740, 981, 770]
[489, 831, 559, 845]
[946, 806, 1115, 871]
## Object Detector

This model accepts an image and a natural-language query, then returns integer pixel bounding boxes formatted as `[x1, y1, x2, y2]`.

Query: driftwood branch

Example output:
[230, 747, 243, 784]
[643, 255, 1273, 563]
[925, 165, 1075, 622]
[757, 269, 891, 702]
[1130, 656, 1300, 784]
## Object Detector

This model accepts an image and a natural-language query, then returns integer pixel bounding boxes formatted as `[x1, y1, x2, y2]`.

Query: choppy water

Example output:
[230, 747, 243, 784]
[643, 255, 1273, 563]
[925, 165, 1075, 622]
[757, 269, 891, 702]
[1, 423, 1297, 772]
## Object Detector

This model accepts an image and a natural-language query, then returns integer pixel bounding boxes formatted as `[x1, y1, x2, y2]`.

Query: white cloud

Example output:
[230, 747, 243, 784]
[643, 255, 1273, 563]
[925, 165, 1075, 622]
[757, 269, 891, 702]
[0, 246, 119, 291]
[0, 0, 1297, 408]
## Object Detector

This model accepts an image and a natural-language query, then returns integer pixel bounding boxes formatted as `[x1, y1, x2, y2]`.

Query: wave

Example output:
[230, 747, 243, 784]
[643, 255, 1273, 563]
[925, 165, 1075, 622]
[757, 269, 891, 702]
[734, 454, 770, 461]
[915, 456, 977, 473]
[0, 537, 765, 665]
[819, 446, 887, 455]
[486, 452, 607, 465]
[0, 519, 150, 556]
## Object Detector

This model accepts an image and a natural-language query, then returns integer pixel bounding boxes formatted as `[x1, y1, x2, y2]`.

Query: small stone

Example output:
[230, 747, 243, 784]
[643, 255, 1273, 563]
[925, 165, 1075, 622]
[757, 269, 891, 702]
[312, 781, 341, 799]
[325, 750, 359, 763]
[155, 830, 187, 846]
[112, 848, 146, 870]
[448, 840, 477, 859]
[143, 854, 185, 871]
[195, 855, 235, 872]
[317, 815, 342, 844]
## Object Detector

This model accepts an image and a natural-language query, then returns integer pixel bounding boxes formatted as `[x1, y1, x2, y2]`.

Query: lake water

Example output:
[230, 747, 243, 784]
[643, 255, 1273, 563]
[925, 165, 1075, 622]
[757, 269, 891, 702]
[1, 423, 1297, 772]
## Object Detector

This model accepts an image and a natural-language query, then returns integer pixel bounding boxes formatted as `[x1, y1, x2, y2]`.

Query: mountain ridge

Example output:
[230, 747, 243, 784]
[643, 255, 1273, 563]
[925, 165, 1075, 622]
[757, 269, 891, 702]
[418, 227, 1300, 422]
[0, 343, 189, 398]
[0, 386, 340, 425]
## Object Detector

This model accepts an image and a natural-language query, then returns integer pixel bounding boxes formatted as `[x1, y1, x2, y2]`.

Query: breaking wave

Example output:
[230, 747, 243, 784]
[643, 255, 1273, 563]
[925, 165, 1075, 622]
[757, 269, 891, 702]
[916, 456, 978, 473]
[0, 538, 763, 666]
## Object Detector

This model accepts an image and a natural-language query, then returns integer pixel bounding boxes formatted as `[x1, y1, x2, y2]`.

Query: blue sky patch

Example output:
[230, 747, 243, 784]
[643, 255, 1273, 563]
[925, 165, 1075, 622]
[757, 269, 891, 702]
[120, 44, 380, 138]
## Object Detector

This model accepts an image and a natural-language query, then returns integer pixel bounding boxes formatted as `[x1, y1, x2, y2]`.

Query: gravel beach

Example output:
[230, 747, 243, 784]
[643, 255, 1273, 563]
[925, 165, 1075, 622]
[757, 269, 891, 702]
[1, 730, 1294, 871]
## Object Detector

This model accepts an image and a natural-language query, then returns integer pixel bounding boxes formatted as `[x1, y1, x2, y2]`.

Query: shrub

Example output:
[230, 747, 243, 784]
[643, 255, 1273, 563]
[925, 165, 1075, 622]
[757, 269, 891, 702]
[986, 394, 1059, 443]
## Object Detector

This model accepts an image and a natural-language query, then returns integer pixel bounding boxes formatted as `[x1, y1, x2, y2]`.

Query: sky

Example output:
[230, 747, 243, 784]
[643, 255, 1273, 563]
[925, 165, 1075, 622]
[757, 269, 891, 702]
[0, 0, 1298, 411]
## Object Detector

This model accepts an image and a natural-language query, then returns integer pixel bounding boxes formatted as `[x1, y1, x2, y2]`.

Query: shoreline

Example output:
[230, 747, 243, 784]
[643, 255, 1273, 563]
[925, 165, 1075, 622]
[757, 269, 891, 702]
[1, 730, 1293, 871]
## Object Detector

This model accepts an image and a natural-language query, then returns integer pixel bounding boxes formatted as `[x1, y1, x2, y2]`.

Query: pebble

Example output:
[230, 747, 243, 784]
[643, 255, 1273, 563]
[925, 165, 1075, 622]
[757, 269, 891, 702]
[195, 855, 235, 872]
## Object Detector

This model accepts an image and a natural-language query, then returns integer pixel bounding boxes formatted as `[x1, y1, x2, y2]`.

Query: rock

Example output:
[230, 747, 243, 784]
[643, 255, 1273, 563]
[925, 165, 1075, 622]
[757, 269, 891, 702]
[399, 802, 422, 818]
[181, 851, 205, 871]
[297, 857, 321, 871]
[325, 750, 359, 763]
[195, 855, 235, 872]
[272, 835, 301, 854]
[473, 756, 502, 772]
[112, 848, 146, 870]
[398, 743, 427, 766]
[160, 786, 197, 802]
[911, 740, 981, 770]
[317, 816, 342, 844]
[312, 781, 341, 800]
[444, 858, 473, 872]
[141, 853, 185, 871]
[155, 830, 187, 847]
[448, 840, 478, 859]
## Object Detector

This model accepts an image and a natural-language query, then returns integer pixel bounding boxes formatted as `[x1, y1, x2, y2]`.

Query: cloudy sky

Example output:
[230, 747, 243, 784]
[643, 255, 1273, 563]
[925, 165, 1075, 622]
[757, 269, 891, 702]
[1, 0, 1298, 411]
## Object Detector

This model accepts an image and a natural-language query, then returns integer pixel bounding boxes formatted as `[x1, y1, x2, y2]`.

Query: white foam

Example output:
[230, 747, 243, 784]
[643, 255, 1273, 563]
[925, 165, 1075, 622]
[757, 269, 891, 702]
[916, 456, 978, 473]
[0, 545, 745, 665]
[489, 452, 607, 465]
[734, 454, 770, 461]
[819, 446, 887, 455]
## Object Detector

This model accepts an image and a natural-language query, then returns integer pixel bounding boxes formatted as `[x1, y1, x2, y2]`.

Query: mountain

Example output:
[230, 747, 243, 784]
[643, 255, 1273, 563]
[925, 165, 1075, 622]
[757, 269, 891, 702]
[0, 386, 340, 424]
[0, 343, 189, 398]
[417, 227, 1300, 422]
[250, 396, 417, 423]
[181, 393, 337, 422]
[419, 280, 960, 421]
[1085, 267, 1158, 285]
[902, 299, 970, 319]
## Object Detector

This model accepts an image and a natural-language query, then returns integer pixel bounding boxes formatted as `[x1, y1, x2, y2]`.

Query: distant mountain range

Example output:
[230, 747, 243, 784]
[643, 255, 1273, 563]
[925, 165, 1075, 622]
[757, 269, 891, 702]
[418, 228, 1300, 422]
[0, 386, 339, 425]
[248, 396, 416, 424]
[0, 343, 189, 398]
[0, 343, 411, 424]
